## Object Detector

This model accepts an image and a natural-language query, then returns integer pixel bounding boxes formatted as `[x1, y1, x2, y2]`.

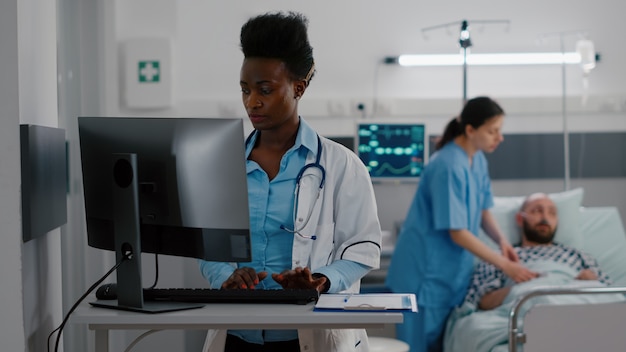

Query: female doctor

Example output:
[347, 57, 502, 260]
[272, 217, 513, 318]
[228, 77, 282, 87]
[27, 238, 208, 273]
[385, 97, 538, 352]
[199, 11, 382, 352]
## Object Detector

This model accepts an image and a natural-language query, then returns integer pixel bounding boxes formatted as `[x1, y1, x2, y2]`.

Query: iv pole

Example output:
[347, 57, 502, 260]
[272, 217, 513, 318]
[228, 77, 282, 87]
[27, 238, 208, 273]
[560, 34, 571, 191]
[459, 20, 471, 104]
[422, 19, 510, 105]
[540, 30, 593, 191]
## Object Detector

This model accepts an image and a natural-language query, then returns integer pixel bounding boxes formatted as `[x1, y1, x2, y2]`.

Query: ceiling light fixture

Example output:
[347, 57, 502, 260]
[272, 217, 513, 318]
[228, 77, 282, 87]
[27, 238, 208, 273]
[384, 52, 584, 67]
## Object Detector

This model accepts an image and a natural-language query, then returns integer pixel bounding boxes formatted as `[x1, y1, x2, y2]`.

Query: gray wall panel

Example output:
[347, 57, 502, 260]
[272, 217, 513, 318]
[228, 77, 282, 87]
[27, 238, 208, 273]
[331, 132, 626, 179]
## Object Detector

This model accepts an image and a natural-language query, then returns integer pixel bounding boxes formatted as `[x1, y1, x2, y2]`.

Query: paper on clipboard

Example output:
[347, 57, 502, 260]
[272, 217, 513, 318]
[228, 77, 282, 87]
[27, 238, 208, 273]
[314, 293, 417, 312]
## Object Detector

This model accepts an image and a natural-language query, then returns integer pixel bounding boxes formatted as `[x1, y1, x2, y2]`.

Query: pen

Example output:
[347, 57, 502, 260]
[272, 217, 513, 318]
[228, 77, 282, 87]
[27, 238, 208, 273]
[343, 293, 354, 303]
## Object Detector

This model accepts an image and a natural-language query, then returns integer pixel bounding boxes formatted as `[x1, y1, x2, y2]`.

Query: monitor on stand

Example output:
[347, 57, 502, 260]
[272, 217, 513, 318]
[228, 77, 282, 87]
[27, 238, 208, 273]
[78, 117, 251, 313]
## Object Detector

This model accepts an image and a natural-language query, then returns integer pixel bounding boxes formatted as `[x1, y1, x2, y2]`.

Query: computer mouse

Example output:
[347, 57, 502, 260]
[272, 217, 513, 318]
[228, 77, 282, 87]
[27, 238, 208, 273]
[96, 283, 118, 300]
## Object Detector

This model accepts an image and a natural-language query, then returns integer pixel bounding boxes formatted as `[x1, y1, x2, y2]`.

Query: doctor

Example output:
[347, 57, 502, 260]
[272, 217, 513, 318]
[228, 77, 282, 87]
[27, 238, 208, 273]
[199, 11, 382, 352]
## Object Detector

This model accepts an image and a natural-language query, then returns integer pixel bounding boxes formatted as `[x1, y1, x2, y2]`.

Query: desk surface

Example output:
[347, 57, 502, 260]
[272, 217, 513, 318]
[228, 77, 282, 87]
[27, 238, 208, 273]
[72, 301, 404, 330]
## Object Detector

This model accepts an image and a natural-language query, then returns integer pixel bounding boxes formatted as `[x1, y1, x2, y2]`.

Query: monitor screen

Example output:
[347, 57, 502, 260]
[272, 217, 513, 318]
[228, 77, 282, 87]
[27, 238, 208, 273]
[78, 117, 251, 312]
[356, 122, 427, 181]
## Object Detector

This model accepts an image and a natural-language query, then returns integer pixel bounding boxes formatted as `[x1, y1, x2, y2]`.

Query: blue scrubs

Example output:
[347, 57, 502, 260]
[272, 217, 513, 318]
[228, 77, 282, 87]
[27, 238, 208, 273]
[385, 141, 494, 352]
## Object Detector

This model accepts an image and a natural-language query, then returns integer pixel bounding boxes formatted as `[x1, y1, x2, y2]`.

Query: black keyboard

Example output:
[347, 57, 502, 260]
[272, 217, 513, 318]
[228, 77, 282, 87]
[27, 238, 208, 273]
[143, 288, 319, 305]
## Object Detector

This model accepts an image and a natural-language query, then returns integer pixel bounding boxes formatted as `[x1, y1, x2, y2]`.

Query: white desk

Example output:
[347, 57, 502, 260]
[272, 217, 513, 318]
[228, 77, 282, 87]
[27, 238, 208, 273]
[72, 301, 404, 352]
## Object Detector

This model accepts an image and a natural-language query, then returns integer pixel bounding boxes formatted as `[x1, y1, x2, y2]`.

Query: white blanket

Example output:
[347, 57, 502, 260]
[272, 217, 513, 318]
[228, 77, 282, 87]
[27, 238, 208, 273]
[444, 260, 626, 352]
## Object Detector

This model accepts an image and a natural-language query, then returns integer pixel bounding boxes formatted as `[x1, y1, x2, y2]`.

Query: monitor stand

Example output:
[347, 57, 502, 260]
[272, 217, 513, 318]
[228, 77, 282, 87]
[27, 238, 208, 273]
[90, 153, 203, 313]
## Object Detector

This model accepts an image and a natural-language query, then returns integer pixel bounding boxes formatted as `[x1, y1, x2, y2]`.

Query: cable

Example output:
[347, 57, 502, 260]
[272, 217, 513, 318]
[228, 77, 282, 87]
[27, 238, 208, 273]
[371, 60, 383, 118]
[147, 253, 160, 289]
[123, 329, 163, 352]
[48, 251, 132, 352]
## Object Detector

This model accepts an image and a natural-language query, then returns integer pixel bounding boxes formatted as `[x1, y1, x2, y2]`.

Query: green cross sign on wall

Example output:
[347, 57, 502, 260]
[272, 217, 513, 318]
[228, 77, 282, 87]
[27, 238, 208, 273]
[138, 61, 160, 83]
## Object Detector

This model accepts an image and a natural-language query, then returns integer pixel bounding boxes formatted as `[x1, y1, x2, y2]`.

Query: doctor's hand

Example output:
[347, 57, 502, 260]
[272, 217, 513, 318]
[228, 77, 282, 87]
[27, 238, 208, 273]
[500, 240, 519, 262]
[272, 267, 329, 293]
[502, 261, 539, 283]
[221, 267, 268, 290]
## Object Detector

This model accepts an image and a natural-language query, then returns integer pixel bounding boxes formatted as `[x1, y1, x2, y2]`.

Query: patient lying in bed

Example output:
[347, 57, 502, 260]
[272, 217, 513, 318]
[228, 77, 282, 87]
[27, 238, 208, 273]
[444, 193, 625, 352]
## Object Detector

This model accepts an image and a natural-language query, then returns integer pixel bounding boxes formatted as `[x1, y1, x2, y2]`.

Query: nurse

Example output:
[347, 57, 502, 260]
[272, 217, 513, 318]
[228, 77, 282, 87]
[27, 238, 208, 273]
[385, 96, 538, 352]
[199, 11, 382, 352]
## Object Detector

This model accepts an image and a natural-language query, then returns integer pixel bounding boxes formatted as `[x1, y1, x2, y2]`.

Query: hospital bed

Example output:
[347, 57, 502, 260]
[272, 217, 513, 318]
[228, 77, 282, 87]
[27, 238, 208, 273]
[444, 188, 626, 352]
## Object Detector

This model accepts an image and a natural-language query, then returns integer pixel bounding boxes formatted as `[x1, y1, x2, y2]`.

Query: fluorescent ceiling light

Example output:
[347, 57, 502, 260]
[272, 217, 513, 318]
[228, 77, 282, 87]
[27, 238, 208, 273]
[390, 52, 583, 66]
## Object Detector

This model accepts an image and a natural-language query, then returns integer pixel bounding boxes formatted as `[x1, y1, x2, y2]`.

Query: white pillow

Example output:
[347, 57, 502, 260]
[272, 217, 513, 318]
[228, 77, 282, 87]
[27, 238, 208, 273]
[479, 188, 584, 249]
[579, 207, 626, 286]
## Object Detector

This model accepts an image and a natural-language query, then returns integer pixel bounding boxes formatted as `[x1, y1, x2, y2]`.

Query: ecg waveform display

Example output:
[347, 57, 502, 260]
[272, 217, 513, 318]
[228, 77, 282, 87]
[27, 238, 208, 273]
[356, 123, 426, 180]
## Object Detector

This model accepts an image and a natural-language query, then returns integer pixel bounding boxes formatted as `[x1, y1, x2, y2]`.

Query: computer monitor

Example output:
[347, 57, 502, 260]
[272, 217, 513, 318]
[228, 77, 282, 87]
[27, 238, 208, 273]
[355, 122, 428, 181]
[78, 116, 251, 312]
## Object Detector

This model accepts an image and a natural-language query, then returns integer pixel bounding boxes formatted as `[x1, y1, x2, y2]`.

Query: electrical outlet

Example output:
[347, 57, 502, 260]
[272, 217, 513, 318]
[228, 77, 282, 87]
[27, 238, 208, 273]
[327, 100, 349, 116]
[375, 99, 395, 116]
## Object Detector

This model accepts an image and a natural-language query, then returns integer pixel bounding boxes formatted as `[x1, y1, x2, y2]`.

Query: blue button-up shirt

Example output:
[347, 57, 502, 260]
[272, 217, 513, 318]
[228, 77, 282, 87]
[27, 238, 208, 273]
[230, 123, 312, 343]
[199, 118, 369, 344]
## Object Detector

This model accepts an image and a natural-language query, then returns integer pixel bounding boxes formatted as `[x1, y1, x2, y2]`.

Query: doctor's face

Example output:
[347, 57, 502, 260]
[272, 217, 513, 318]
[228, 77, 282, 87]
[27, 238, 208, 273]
[467, 114, 505, 154]
[240, 57, 302, 131]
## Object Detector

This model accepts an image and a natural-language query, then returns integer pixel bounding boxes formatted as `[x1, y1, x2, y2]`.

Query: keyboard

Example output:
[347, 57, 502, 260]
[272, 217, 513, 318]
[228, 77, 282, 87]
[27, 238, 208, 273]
[143, 288, 320, 305]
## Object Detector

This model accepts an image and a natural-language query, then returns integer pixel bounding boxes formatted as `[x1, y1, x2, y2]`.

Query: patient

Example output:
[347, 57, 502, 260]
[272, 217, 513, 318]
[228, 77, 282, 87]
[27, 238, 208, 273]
[445, 193, 621, 352]
[465, 192, 611, 310]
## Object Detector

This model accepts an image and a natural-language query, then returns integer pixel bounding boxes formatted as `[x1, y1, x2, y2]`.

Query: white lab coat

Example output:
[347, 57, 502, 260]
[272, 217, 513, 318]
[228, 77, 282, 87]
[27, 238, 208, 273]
[203, 136, 382, 352]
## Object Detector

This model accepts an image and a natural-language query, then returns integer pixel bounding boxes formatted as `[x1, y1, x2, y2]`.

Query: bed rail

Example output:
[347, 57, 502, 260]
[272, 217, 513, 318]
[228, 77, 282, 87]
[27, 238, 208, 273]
[508, 286, 626, 352]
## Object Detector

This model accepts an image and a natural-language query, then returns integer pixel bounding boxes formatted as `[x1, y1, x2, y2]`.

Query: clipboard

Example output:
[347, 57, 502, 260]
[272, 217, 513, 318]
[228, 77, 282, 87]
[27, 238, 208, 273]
[314, 293, 417, 312]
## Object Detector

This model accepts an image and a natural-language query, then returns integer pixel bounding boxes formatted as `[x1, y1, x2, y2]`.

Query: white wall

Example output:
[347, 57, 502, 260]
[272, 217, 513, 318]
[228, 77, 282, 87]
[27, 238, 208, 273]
[0, 0, 61, 351]
[0, 1, 26, 350]
[61, 1, 626, 350]
[100, 0, 626, 122]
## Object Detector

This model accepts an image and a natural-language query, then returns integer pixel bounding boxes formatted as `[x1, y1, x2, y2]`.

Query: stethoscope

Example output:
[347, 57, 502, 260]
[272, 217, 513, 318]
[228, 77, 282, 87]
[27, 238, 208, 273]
[245, 130, 326, 240]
